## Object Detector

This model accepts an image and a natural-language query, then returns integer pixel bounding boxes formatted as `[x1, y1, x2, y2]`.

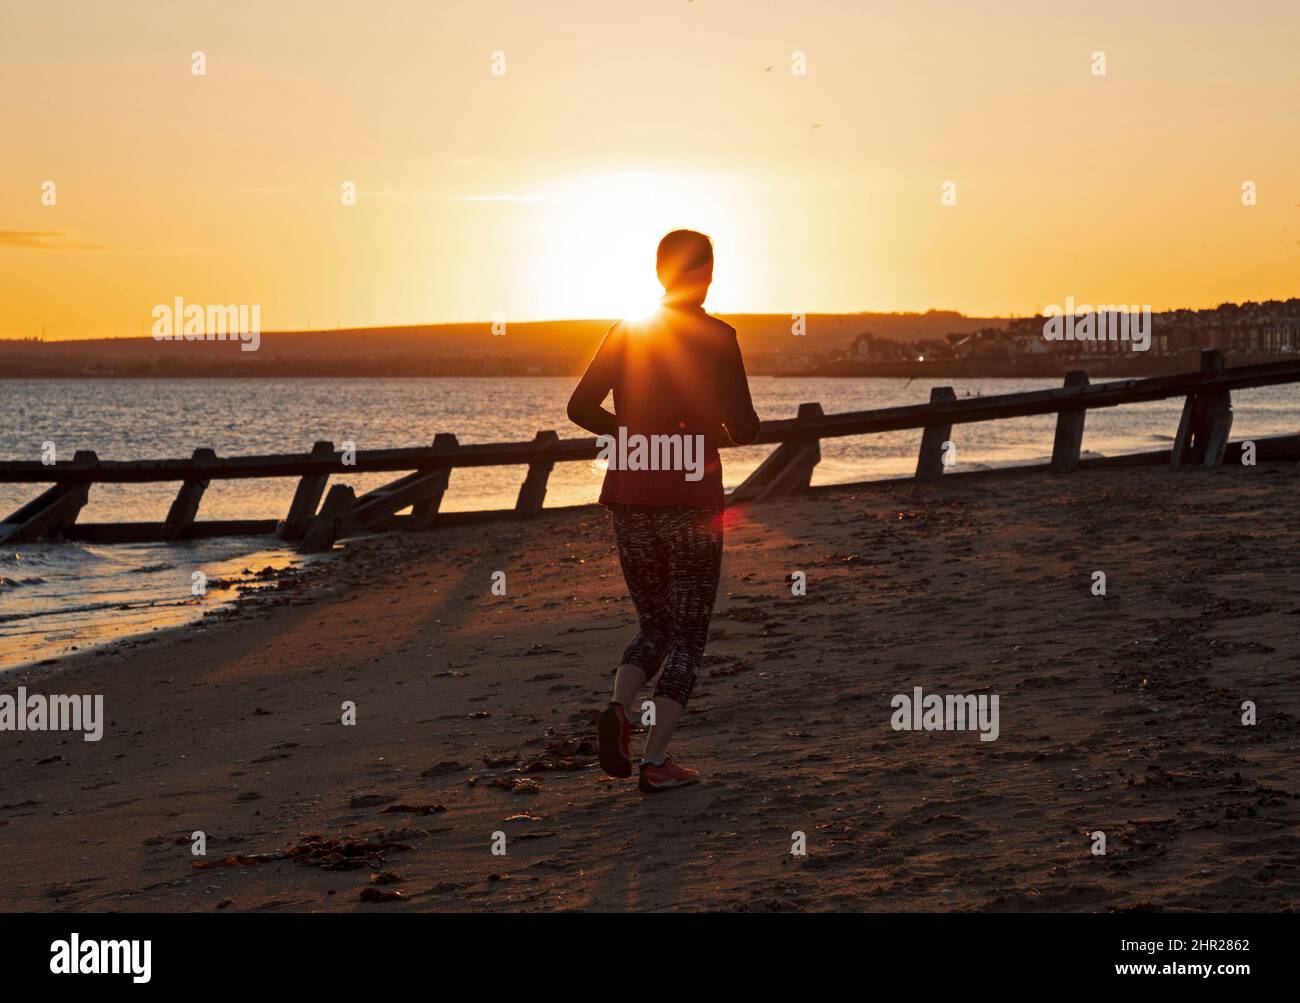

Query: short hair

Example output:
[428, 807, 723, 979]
[656, 229, 713, 288]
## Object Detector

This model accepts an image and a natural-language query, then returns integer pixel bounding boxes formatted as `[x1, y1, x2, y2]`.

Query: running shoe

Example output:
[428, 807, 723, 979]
[638, 755, 699, 794]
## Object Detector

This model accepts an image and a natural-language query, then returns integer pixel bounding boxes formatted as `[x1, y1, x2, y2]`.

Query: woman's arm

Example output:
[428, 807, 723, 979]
[718, 330, 761, 445]
[566, 324, 623, 438]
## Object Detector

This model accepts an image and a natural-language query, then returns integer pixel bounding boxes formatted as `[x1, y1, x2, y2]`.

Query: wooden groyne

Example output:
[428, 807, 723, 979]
[3, 350, 1298, 553]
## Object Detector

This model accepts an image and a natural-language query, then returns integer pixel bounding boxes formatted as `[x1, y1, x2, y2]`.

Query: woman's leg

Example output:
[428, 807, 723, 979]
[642, 508, 724, 764]
[599, 509, 674, 778]
[609, 509, 674, 698]
[641, 696, 686, 764]
[612, 663, 647, 707]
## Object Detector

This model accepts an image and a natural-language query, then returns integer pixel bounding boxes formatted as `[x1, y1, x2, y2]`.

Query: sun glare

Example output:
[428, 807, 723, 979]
[522, 170, 750, 320]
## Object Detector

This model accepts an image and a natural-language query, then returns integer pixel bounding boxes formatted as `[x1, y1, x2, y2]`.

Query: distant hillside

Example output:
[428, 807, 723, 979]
[0, 311, 1000, 378]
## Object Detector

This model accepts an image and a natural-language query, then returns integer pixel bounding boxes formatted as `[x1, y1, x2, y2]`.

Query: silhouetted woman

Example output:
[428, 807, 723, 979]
[567, 229, 760, 793]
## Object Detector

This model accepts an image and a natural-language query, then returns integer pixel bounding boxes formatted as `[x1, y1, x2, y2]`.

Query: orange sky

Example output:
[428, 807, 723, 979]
[1, 0, 1297, 339]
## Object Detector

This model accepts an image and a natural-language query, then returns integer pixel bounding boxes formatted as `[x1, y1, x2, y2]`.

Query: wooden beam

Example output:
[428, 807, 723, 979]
[161, 447, 216, 540]
[299, 484, 355, 554]
[278, 440, 333, 541]
[52, 431, 1300, 545]
[1050, 371, 1090, 472]
[0, 450, 96, 543]
[915, 387, 956, 482]
[0, 483, 90, 543]
[515, 430, 559, 518]
[731, 402, 823, 503]
[349, 464, 453, 531]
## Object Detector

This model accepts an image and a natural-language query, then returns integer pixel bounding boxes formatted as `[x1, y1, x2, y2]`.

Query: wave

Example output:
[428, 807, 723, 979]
[129, 563, 176, 574]
[0, 575, 47, 588]
[0, 595, 198, 625]
[1, 543, 105, 568]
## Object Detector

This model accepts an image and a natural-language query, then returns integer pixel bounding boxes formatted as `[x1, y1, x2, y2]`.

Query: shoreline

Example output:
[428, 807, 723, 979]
[7, 431, 1299, 673]
[3, 462, 1298, 911]
[0, 451, 1155, 674]
[0, 542, 317, 673]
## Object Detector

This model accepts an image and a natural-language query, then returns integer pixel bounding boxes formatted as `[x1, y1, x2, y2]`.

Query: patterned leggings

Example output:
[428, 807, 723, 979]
[612, 506, 724, 707]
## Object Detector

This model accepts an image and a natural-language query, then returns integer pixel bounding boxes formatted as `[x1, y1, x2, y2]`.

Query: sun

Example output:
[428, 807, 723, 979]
[521, 169, 748, 320]
[614, 285, 666, 324]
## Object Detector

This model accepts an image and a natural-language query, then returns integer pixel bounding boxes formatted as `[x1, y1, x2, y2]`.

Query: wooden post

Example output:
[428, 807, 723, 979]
[278, 440, 334, 541]
[1201, 393, 1234, 467]
[0, 450, 96, 543]
[915, 387, 956, 482]
[409, 433, 458, 530]
[731, 402, 823, 503]
[299, 484, 355, 554]
[1171, 395, 1197, 465]
[1171, 349, 1233, 468]
[515, 430, 559, 518]
[1050, 371, 1090, 472]
[161, 447, 216, 540]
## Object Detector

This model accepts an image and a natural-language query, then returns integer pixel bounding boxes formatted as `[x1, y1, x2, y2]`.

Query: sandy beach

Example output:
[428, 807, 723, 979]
[2, 462, 1298, 913]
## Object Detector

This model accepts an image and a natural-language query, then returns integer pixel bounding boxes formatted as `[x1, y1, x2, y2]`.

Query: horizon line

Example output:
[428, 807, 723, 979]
[7, 296, 1300, 344]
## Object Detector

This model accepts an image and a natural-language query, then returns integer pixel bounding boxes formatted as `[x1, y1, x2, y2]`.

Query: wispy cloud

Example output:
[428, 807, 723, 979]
[0, 230, 106, 251]
[454, 193, 544, 203]
[224, 185, 297, 195]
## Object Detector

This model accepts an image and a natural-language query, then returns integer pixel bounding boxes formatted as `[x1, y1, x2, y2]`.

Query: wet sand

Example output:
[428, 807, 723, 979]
[2, 462, 1298, 912]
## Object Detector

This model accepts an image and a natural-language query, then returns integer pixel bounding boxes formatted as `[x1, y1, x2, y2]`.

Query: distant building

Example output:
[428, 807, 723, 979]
[848, 332, 912, 361]
[1003, 302, 1300, 358]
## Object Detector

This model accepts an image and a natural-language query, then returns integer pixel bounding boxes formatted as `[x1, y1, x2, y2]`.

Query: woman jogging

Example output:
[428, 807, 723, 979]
[566, 229, 760, 793]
